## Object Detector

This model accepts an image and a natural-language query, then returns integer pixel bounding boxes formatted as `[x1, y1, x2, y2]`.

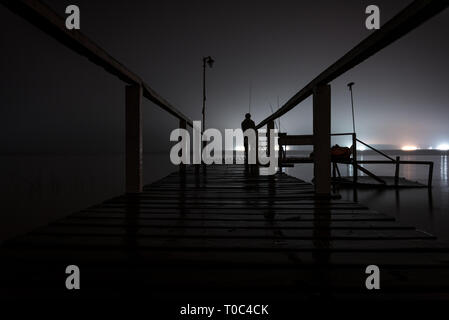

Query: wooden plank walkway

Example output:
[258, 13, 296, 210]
[1, 165, 449, 301]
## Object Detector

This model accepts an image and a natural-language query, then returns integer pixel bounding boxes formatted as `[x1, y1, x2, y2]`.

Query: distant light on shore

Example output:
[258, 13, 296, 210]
[402, 145, 418, 151]
[437, 144, 449, 151]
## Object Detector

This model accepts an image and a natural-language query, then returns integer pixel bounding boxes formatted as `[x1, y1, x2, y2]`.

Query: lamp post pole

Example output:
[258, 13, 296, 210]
[348, 82, 356, 134]
[348, 82, 357, 185]
[202, 56, 214, 135]
[202, 58, 206, 134]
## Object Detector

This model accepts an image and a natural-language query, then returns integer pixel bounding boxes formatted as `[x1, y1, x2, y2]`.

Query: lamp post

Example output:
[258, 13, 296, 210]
[202, 56, 215, 134]
[347, 82, 357, 186]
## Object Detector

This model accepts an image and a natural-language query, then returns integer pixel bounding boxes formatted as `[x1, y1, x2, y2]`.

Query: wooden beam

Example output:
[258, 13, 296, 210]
[142, 83, 193, 127]
[256, 0, 448, 129]
[313, 85, 331, 196]
[355, 164, 386, 185]
[279, 135, 314, 146]
[1, 0, 192, 127]
[356, 138, 395, 162]
[126, 85, 143, 193]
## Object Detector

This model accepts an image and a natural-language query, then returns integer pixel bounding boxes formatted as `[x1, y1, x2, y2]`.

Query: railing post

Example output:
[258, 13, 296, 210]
[394, 156, 400, 186]
[125, 84, 143, 193]
[428, 162, 433, 188]
[313, 84, 331, 196]
[352, 133, 358, 185]
[267, 120, 275, 157]
[278, 135, 283, 172]
[179, 119, 187, 173]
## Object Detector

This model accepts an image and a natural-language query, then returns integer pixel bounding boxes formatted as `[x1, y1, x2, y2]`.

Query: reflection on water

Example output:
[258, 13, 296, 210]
[0, 154, 175, 242]
[286, 153, 449, 242]
[441, 155, 448, 182]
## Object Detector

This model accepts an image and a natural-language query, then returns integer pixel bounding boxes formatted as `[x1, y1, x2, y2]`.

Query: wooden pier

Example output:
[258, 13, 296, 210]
[2, 165, 449, 301]
[2, 0, 449, 303]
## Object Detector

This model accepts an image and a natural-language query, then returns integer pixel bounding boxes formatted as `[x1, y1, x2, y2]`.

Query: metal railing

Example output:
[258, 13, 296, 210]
[331, 133, 433, 187]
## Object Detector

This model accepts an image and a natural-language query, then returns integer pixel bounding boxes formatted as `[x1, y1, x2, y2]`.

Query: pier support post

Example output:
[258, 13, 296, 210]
[352, 133, 358, 185]
[428, 162, 433, 188]
[278, 133, 285, 173]
[313, 84, 331, 196]
[179, 119, 187, 173]
[125, 84, 143, 193]
[394, 156, 400, 186]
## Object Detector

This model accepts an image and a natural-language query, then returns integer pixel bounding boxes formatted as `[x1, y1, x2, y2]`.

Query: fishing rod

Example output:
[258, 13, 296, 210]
[277, 96, 282, 132]
[248, 84, 252, 114]
[269, 103, 278, 130]
[269, 99, 286, 132]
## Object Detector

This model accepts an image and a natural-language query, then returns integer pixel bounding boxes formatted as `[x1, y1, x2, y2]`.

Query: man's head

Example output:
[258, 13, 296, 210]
[245, 113, 251, 119]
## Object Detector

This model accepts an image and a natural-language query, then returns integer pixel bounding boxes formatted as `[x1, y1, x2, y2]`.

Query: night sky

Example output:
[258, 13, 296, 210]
[0, 0, 448, 153]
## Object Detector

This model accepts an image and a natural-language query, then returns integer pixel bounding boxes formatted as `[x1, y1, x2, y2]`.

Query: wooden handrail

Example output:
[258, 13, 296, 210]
[358, 160, 433, 165]
[256, 0, 448, 129]
[142, 83, 193, 127]
[1, 0, 193, 127]
[330, 133, 354, 136]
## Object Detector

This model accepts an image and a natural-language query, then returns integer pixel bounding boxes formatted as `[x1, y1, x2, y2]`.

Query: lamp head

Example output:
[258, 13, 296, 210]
[347, 82, 355, 89]
[206, 56, 215, 68]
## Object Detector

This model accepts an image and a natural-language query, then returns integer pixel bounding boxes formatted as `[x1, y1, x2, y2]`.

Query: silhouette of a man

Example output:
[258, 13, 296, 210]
[241, 113, 256, 168]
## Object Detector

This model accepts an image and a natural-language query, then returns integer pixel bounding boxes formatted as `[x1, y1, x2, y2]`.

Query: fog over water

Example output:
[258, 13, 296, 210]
[1, 0, 448, 154]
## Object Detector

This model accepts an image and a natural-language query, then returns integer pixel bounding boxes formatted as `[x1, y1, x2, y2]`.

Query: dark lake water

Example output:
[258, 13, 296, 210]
[286, 153, 449, 242]
[0, 154, 175, 242]
[1, 153, 448, 243]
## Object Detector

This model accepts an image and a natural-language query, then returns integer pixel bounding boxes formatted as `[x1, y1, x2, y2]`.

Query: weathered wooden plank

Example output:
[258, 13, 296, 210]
[104, 197, 362, 204]
[54, 218, 414, 229]
[74, 208, 384, 217]
[95, 204, 368, 211]
[31, 225, 434, 240]
[6, 234, 447, 252]
[69, 213, 396, 221]
[79, 207, 375, 214]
